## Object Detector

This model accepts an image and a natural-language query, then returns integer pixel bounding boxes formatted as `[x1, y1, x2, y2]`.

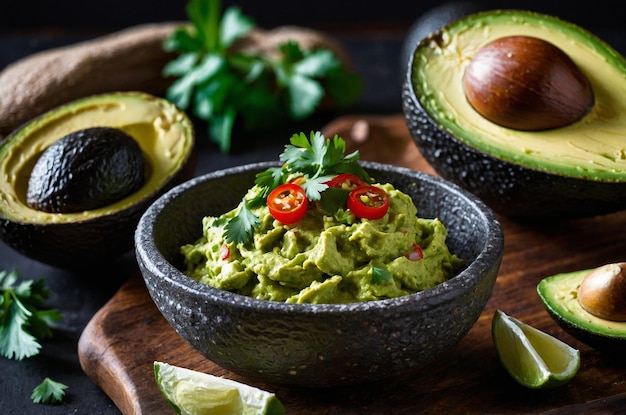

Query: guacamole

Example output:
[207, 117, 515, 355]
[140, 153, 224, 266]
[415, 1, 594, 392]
[181, 182, 462, 304]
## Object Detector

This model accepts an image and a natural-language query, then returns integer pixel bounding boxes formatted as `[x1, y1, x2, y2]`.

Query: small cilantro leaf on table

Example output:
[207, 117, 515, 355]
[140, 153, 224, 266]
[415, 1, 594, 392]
[163, 0, 362, 153]
[31, 377, 68, 405]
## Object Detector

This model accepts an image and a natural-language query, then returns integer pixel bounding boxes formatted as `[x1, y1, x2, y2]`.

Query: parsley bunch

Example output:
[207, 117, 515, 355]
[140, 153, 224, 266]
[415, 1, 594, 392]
[163, 0, 363, 153]
[224, 131, 371, 244]
[0, 269, 62, 360]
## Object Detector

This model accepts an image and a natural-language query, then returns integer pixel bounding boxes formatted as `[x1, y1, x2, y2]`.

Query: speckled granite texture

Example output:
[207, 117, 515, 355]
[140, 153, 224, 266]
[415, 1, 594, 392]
[136, 161, 503, 387]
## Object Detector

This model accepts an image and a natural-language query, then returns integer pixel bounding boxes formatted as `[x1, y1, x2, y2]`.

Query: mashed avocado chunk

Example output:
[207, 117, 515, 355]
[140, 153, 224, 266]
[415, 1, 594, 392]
[181, 182, 463, 304]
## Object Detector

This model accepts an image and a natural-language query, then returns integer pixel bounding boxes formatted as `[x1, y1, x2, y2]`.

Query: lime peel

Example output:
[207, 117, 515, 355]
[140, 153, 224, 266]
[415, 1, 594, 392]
[492, 309, 580, 389]
[154, 361, 286, 415]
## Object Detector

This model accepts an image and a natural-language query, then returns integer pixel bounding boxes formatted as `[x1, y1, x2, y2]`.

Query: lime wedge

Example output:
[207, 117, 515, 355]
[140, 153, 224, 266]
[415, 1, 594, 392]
[491, 309, 580, 389]
[154, 361, 285, 415]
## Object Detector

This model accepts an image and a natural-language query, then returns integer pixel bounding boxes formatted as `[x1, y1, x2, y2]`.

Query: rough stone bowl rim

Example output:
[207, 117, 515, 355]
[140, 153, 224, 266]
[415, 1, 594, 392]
[135, 160, 503, 315]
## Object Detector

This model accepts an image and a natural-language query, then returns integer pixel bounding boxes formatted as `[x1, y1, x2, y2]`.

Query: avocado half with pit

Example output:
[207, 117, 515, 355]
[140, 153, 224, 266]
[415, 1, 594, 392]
[0, 92, 196, 268]
[402, 9, 626, 219]
[537, 269, 626, 353]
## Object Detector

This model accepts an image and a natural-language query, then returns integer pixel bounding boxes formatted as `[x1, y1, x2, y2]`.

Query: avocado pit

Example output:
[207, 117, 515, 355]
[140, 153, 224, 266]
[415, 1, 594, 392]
[26, 127, 146, 213]
[463, 35, 594, 130]
[578, 262, 626, 322]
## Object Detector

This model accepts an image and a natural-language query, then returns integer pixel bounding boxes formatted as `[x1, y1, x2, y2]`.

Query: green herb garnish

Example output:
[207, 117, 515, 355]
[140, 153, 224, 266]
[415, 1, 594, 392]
[0, 269, 62, 360]
[31, 377, 68, 405]
[163, 0, 363, 153]
[223, 131, 370, 244]
[371, 266, 393, 284]
[223, 198, 261, 245]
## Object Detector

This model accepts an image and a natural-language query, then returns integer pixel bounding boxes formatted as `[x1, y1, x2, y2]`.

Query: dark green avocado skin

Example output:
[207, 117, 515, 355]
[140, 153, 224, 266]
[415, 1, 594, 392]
[401, 78, 626, 219]
[27, 127, 146, 213]
[0, 156, 195, 269]
[545, 308, 626, 354]
[0, 205, 141, 268]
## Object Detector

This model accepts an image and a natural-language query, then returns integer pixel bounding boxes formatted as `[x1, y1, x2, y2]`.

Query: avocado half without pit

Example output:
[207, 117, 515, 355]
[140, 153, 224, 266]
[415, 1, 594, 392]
[402, 9, 626, 219]
[537, 263, 626, 353]
[0, 92, 196, 268]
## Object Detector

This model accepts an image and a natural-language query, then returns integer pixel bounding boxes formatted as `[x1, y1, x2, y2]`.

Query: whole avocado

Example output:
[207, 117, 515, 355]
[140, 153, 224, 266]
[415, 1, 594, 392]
[402, 9, 626, 218]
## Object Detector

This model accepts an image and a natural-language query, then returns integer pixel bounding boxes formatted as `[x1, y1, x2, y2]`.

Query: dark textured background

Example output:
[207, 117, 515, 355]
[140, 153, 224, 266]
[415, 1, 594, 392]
[0, 0, 618, 33]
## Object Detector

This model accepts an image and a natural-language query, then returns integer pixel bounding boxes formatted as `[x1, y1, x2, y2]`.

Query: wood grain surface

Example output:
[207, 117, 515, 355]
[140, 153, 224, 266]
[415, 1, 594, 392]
[78, 115, 626, 414]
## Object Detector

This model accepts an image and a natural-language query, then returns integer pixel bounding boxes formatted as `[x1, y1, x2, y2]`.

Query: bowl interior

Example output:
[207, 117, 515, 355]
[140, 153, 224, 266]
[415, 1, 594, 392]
[146, 161, 499, 295]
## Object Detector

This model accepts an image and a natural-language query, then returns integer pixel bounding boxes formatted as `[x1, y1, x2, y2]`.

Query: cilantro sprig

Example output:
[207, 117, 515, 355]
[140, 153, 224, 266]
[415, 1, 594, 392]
[163, 0, 363, 153]
[224, 131, 370, 244]
[0, 269, 62, 360]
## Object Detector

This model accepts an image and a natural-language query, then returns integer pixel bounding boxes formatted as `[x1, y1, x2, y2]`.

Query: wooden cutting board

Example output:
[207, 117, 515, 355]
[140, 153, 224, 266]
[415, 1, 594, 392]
[78, 115, 626, 414]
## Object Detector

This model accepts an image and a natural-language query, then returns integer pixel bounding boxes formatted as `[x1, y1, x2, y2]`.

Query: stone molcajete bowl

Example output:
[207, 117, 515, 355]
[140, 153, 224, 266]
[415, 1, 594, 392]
[135, 161, 503, 387]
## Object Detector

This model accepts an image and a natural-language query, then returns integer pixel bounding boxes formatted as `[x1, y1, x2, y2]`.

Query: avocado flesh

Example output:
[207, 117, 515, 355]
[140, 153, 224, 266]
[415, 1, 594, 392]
[412, 10, 626, 181]
[26, 127, 146, 213]
[0, 92, 194, 224]
[537, 270, 626, 347]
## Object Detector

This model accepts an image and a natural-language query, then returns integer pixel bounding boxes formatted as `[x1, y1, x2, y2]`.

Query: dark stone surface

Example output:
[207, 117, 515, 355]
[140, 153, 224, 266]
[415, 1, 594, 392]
[136, 162, 503, 387]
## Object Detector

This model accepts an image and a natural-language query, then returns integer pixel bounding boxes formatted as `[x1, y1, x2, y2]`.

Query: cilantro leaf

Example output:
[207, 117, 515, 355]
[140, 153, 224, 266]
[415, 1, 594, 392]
[0, 270, 62, 361]
[301, 176, 331, 202]
[294, 49, 341, 77]
[255, 167, 284, 195]
[319, 187, 351, 213]
[31, 377, 68, 405]
[0, 300, 40, 360]
[224, 199, 260, 244]
[287, 74, 323, 119]
[220, 6, 254, 48]
[280, 131, 328, 177]
[164, 0, 362, 153]
[372, 266, 393, 284]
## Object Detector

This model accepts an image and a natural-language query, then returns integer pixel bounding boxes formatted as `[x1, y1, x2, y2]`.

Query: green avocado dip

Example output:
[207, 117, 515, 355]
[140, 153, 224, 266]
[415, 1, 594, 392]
[180, 132, 463, 304]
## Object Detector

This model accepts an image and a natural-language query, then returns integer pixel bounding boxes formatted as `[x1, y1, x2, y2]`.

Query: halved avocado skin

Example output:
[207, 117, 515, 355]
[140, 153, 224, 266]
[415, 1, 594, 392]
[537, 270, 626, 353]
[402, 88, 626, 218]
[0, 92, 196, 268]
[402, 10, 626, 219]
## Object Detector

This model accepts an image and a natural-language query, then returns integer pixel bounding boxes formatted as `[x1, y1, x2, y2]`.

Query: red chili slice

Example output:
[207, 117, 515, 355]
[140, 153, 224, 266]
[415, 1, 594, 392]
[325, 173, 367, 190]
[219, 243, 230, 260]
[347, 185, 389, 220]
[267, 183, 308, 224]
[406, 243, 424, 261]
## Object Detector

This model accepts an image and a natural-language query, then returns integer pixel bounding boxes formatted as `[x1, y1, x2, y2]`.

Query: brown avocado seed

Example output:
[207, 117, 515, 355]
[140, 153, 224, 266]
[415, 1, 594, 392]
[578, 262, 626, 321]
[463, 35, 595, 131]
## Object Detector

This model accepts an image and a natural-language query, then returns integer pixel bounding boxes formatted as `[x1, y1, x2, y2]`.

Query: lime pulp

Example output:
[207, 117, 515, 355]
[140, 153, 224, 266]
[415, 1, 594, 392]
[492, 309, 580, 389]
[154, 361, 285, 415]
